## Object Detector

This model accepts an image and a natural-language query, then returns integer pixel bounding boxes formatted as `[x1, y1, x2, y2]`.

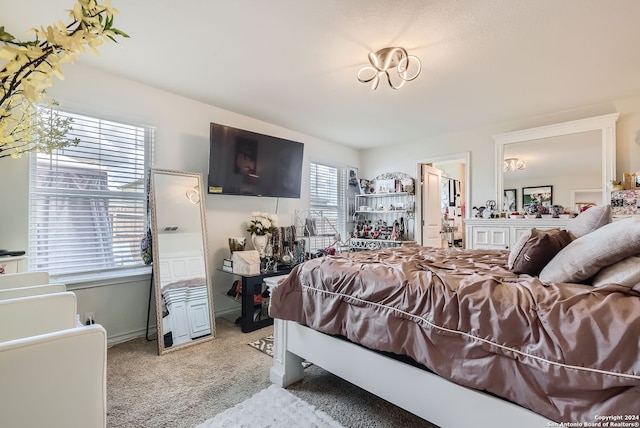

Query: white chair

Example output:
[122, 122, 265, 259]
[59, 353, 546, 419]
[0, 283, 67, 300]
[0, 271, 50, 289]
[0, 292, 107, 428]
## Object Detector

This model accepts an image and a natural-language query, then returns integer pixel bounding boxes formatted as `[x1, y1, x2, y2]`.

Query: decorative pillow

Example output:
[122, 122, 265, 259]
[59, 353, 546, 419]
[539, 217, 640, 284]
[565, 204, 611, 239]
[508, 232, 531, 269]
[510, 228, 573, 276]
[591, 254, 640, 289]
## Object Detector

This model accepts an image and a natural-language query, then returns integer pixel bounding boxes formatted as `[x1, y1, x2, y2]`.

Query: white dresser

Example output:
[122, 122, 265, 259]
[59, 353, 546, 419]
[465, 218, 571, 250]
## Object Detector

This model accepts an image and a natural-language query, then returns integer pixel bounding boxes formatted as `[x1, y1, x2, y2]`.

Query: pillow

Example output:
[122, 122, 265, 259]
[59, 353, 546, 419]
[510, 228, 573, 276]
[508, 232, 531, 270]
[539, 217, 640, 283]
[565, 204, 611, 238]
[591, 254, 640, 289]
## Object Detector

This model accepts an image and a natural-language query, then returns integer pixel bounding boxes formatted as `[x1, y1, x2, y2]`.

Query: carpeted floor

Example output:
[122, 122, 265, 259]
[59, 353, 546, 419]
[107, 317, 438, 428]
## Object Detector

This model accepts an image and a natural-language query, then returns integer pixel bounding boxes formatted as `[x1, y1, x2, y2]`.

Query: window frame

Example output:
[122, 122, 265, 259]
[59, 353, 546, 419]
[28, 108, 155, 285]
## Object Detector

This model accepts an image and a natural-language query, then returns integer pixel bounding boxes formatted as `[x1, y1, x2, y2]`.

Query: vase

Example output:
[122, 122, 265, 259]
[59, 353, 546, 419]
[251, 234, 269, 258]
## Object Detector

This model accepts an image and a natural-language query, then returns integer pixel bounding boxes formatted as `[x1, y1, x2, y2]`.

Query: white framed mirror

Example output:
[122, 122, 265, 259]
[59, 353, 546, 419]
[150, 168, 215, 355]
[494, 113, 619, 214]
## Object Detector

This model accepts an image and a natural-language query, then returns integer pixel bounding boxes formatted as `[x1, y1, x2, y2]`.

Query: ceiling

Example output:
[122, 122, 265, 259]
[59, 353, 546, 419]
[4, 0, 640, 149]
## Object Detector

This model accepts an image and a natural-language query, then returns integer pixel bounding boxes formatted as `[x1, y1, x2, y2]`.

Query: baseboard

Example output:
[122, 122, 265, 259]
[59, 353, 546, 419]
[107, 326, 156, 347]
[106, 308, 241, 347]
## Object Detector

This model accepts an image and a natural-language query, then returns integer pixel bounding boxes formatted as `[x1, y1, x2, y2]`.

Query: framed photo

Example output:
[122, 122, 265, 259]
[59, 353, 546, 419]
[347, 166, 359, 190]
[635, 173, 640, 188]
[522, 185, 553, 208]
[503, 188, 517, 211]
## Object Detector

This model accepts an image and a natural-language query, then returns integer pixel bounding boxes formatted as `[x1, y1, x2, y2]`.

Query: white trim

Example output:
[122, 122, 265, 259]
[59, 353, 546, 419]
[415, 152, 471, 245]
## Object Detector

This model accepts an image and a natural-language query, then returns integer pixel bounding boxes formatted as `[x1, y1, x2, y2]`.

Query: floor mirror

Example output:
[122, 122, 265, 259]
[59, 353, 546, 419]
[150, 168, 215, 355]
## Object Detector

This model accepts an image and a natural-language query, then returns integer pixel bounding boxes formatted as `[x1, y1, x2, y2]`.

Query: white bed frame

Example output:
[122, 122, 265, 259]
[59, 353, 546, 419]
[270, 318, 553, 428]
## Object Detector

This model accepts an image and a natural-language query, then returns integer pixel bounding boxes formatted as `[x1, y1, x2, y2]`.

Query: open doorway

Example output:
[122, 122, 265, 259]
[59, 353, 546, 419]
[415, 152, 470, 248]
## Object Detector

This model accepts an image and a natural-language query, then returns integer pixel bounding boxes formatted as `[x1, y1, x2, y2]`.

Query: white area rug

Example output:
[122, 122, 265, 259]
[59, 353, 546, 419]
[195, 384, 344, 428]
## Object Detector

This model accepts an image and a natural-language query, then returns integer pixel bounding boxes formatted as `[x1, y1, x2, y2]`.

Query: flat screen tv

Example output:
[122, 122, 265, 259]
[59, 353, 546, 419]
[207, 122, 304, 198]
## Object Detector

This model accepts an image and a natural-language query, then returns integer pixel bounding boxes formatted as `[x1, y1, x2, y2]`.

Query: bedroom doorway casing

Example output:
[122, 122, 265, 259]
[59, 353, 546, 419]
[415, 152, 470, 248]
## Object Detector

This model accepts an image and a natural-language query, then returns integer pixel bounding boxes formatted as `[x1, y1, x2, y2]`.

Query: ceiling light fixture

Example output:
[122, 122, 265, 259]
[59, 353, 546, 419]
[357, 47, 421, 90]
[503, 158, 526, 172]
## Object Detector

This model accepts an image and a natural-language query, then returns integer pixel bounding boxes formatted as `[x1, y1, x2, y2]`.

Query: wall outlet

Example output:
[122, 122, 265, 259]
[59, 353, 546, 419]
[84, 312, 96, 325]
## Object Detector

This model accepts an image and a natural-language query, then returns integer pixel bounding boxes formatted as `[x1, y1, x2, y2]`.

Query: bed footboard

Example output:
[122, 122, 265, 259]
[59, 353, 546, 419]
[270, 318, 552, 428]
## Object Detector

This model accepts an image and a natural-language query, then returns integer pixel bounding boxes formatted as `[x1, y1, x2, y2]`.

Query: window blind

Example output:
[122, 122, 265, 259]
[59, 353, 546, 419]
[309, 162, 346, 238]
[29, 110, 154, 276]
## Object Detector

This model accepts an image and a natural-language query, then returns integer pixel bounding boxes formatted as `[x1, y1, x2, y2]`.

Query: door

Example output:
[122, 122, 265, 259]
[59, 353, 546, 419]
[421, 164, 442, 247]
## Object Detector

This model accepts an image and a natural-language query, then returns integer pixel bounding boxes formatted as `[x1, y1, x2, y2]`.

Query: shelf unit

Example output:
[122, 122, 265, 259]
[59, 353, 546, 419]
[351, 192, 416, 251]
[294, 209, 345, 256]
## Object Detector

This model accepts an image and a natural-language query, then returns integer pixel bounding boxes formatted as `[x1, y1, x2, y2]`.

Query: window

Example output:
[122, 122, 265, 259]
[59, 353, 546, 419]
[29, 110, 154, 278]
[309, 162, 346, 239]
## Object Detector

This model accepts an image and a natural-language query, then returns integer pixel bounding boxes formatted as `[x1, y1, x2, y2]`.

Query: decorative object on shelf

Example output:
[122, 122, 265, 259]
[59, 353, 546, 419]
[228, 237, 246, 257]
[247, 212, 279, 236]
[0, 0, 129, 160]
[246, 211, 278, 258]
[503, 158, 526, 171]
[357, 47, 421, 90]
[375, 178, 396, 194]
[622, 172, 638, 190]
[608, 179, 624, 191]
[251, 234, 270, 259]
[232, 250, 261, 275]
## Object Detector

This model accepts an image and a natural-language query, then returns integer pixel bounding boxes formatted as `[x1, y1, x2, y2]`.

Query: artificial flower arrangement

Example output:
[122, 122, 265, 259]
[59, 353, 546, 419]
[0, 0, 129, 159]
[246, 212, 278, 236]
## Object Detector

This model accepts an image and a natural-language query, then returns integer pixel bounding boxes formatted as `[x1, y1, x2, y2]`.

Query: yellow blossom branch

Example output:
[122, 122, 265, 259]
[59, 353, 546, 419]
[0, 0, 129, 159]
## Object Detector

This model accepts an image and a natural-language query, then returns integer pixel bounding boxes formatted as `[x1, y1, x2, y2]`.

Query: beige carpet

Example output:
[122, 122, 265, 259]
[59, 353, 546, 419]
[107, 317, 438, 428]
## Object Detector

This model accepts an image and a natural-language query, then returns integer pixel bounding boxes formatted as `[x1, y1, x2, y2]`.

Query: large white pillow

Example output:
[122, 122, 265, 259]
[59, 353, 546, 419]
[565, 205, 611, 238]
[592, 254, 640, 289]
[539, 216, 640, 284]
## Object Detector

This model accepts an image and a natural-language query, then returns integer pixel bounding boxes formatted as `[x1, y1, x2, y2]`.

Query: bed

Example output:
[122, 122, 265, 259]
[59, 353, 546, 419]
[268, 206, 640, 427]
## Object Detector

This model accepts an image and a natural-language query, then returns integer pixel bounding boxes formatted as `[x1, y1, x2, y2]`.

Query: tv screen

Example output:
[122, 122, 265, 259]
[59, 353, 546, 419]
[207, 122, 304, 198]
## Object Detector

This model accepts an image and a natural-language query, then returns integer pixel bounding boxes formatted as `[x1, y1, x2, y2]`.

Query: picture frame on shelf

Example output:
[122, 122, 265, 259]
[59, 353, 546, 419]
[503, 188, 517, 211]
[522, 185, 553, 208]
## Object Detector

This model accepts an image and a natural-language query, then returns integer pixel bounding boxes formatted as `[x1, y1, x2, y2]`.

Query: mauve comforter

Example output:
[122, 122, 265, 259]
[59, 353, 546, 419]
[269, 245, 640, 423]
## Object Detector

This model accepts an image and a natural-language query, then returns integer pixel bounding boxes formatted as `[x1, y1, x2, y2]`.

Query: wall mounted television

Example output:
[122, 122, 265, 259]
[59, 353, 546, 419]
[207, 122, 305, 198]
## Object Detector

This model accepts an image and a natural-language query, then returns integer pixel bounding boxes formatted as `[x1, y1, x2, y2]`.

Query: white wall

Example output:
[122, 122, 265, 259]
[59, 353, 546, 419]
[361, 98, 640, 209]
[0, 63, 359, 344]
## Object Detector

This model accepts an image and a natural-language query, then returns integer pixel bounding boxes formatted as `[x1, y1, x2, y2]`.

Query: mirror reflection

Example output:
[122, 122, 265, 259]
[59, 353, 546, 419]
[502, 131, 601, 212]
[151, 169, 215, 355]
[495, 114, 618, 215]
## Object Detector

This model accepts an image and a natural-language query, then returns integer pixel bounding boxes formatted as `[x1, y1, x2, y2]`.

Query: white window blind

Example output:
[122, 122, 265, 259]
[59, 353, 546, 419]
[309, 162, 346, 238]
[29, 110, 154, 277]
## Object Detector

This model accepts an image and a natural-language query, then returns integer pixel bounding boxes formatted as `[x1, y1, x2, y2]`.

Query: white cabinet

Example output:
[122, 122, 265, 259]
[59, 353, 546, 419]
[466, 218, 571, 250]
[470, 226, 509, 250]
[352, 192, 415, 250]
